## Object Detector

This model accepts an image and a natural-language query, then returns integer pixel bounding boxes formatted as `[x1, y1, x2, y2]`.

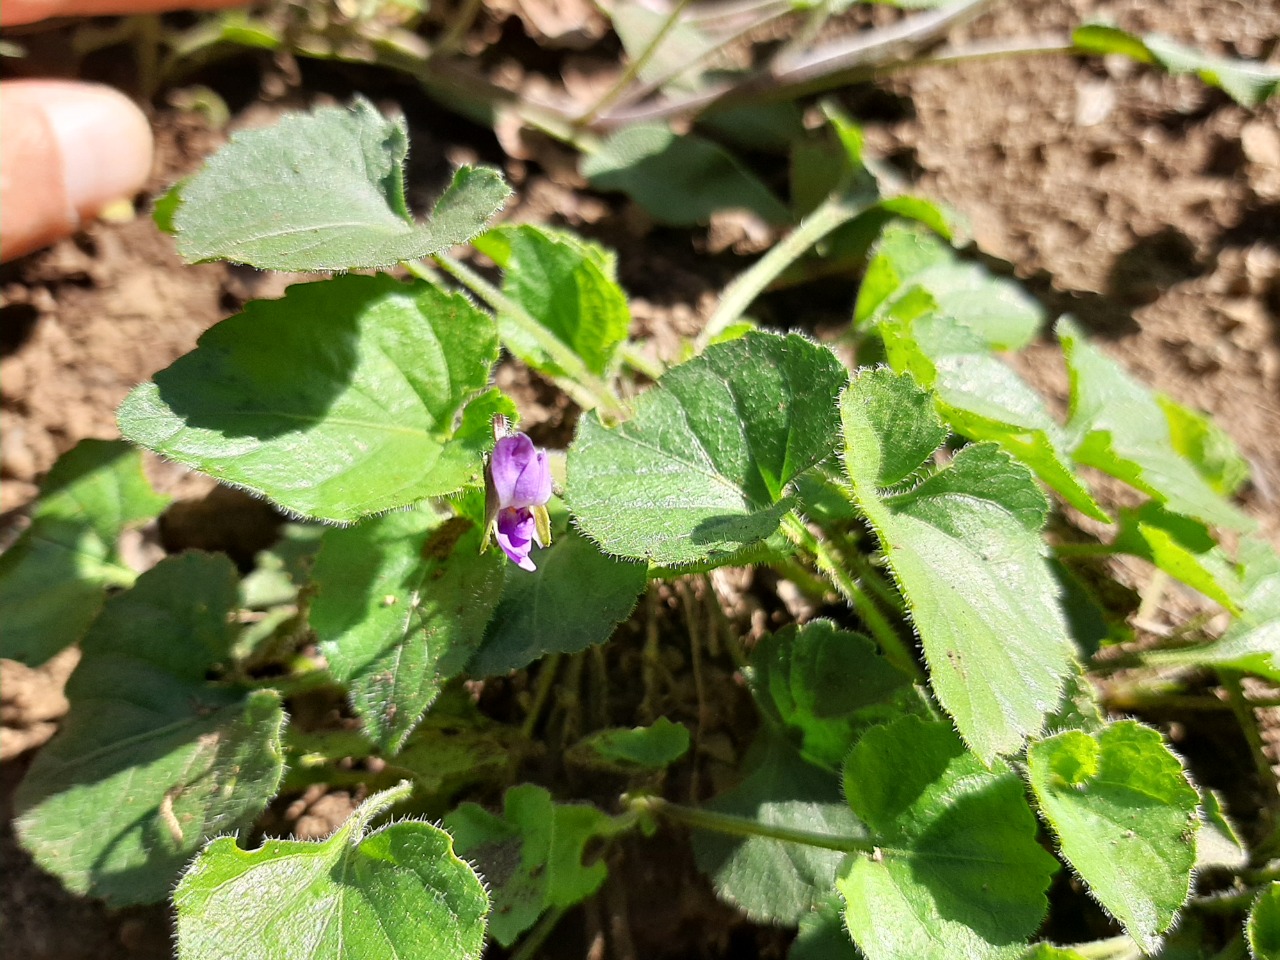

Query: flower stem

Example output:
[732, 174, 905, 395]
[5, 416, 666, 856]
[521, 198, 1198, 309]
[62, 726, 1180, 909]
[431, 252, 627, 420]
[631, 794, 878, 854]
[781, 513, 922, 681]
[695, 192, 864, 351]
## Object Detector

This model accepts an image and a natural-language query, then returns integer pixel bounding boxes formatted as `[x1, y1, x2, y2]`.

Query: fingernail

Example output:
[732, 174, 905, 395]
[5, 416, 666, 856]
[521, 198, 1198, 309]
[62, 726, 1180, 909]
[36, 81, 153, 219]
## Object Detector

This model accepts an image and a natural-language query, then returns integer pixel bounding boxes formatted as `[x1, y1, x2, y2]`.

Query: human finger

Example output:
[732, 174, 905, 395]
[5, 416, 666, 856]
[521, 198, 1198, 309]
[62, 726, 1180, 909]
[0, 80, 153, 262]
[2, 0, 241, 27]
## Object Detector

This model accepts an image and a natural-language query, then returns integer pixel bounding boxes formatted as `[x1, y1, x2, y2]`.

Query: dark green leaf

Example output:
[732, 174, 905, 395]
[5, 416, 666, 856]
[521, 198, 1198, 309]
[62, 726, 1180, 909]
[174, 783, 488, 960]
[1026, 721, 1200, 951]
[172, 98, 510, 270]
[311, 508, 504, 751]
[747, 620, 920, 771]
[447, 784, 628, 946]
[838, 717, 1056, 960]
[118, 274, 504, 523]
[842, 370, 1074, 759]
[583, 122, 791, 226]
[568, 331, 847, 565]
[469, 516, 647, 675]
[1249, 882, 1280, 960]
[693, 733, 866, 925]
[14, 553, 285, 905]
[0, 440, 169, 665]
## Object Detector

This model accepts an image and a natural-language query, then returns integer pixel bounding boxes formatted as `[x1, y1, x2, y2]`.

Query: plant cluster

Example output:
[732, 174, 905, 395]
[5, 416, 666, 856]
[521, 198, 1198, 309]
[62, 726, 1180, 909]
[3, 5, 1280, 959]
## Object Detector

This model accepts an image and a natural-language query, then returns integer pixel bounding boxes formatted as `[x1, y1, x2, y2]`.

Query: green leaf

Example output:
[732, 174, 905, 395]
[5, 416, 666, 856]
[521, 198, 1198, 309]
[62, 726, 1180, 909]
[1026, 721, 1200, 951]
[610, 3, 715, 90]
[472, 224, 631, 377]
[747, 620, 920, 771]
[310, 508, 504, 752]
[582, 122, 791, 226]
[14, 553, 285, 905]
[1110, 503, 1241, 611]
[1196, 788, 1248, 871]
[877, 311, 1109, 522]
[1159, 395, 1251, 497]
[568, 332, 847, 565]
[1249, 883, 1280, 960]
[446, 784, 628, 946]
[171, 98, 510, 271]
[790, 899, 858, 960]
[855, 223, 1044, 351]
[577, 717, 691, 769]
[1141, 537, 1280, 681]
[469, 509, 647, 675]
[841, 370, 1074, 759]
[1059, 318, 1253, 532]
[174, 782, 488, 960]
[838, 717, 1056, 960]
[0, 440, 170, 665]
[693, 733, 866, 925]
[118, 274, 503, 523]
[1073, 26, 1280, 107]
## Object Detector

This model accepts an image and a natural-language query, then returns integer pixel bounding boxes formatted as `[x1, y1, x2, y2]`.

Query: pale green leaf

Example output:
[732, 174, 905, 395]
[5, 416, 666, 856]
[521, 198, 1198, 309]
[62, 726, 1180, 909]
[1059, 318, 1252, 532]
[311, 508, 504, 751]
[472, 224, 631, 377]
[877, 311, 1109, 522]
[838, 717, 1056, 960]
[855, 223, 1043, 351]
[693, 733, 866, 925]
[1197, 788, 1248, 872]
[1159, 395, 1251, 497]
[568, 331, 847, 565]
[1110, 503, 1241, 611]
[118, 274, 503, 523]
[0, 440, 169, 665]
[447, 784, 628, 946]
[582, 122, 791, 226]
[1026, 721, 1200, 951]
[14, 553, 285, 905]
[842, 370, 1074, 759]
[1249, 883, 1280, 960]
[577, 717, 691, 769]
[172, 98, 510, 270]
[174, 783, 488, 960]
[1073, 26, 1280, 107]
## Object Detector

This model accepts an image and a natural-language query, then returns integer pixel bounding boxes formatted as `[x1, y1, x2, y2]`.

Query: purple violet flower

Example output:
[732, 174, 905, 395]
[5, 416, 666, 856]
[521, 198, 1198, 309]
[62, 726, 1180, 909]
[483, 431, 553, 571]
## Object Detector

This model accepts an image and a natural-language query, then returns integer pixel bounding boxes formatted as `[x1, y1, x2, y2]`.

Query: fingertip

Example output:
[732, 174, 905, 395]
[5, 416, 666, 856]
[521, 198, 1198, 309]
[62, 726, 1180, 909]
[1, 81, 153, 262]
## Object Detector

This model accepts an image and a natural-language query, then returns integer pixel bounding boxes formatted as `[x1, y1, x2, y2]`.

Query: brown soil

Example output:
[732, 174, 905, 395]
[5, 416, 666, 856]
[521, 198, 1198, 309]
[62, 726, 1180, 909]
[2, 0, 1279, 956]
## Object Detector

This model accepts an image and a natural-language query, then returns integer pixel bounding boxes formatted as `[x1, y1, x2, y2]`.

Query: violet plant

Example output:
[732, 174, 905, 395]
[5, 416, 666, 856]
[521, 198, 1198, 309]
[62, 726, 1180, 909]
[2, 55, 1279, 960]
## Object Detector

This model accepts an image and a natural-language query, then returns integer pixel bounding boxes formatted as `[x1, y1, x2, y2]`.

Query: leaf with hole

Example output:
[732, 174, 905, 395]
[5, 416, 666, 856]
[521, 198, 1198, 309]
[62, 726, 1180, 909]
[1026, 721, 1199, 951]
[838, 717, 1056, 960]
[118, 274, 507, 523]
[174, 783, 488, 960]
[310, 507, 505, 752]
[170, 97, 510, 270]
[568, 331, 847, 565]
[14, 553, 285, 906]
[841, 369, 1075, 759]
[0, 440, 170, 665]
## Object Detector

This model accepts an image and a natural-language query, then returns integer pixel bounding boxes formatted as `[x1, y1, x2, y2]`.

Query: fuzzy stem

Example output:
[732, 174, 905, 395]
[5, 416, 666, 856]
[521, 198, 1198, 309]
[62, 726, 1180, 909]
[695, 192, 864, 351]
[431, 252, 627, 420]
[632, 794, 878, 853]
[576, 0, 696, 126]
[781, 513, 921, 680]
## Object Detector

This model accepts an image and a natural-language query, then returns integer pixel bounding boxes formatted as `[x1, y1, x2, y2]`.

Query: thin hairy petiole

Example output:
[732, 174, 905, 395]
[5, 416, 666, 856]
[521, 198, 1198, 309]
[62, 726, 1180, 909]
[631, 794, 878, 854]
